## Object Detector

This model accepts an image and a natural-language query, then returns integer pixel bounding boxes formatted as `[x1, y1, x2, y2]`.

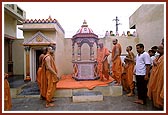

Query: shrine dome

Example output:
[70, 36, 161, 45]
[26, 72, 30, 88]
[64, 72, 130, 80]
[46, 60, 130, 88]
[72, 20, 98, 39]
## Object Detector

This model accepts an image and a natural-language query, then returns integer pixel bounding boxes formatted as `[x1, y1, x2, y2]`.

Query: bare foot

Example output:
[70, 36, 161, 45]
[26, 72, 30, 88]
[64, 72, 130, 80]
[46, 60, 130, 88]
[50, 99, 56, 103]
[127, 93, 134, 97]
[45, 103, 55, 108]
[134, 100, 144, 105]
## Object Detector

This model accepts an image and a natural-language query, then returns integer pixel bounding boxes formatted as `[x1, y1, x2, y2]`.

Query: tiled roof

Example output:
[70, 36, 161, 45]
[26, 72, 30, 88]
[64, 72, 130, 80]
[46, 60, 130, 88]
[23, 16, 57, 23]
[23, 16, 65, 33]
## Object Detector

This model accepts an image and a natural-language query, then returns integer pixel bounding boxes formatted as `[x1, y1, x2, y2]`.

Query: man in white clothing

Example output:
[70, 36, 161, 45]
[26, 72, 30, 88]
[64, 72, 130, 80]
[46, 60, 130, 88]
[134, 43, 151, 105]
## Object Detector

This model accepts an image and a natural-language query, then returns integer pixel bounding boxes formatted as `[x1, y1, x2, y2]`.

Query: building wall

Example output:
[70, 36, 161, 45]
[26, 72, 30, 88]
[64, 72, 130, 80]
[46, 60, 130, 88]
[22, 23, 65, 80]
[63, 36, 138, 75]
[13, 39, 24, 75]
[129, 4, 164, 50]
[9, 4, 164, 78]
[4, 11, 17, 37]
[54, 25, 66, 78]
[63, 38, 73, 75]
[4, 4, 26, 76]
[4, 41, 8, 73]
[4, 13, 17, 74]
[102, 36, 139, 63]
[12, 35, 138, 77]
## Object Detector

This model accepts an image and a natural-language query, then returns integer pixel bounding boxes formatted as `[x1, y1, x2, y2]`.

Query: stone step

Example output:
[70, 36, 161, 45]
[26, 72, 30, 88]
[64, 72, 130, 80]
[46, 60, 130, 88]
[55, 84, 123, 97]
[10, 82, 123, 98]
[72, 91, 103, 102]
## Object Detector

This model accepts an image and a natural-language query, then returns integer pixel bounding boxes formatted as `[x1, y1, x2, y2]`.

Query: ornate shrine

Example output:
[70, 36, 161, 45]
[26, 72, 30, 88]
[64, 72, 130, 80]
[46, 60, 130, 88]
[72, 20, 99, 80]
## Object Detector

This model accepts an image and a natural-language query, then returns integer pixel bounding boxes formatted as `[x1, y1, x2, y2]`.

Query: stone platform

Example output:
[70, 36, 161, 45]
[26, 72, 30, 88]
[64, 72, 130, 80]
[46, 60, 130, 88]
[72, 91, 103, 102]
[55, 83, 122, 98]
[10, 81, 123, 98]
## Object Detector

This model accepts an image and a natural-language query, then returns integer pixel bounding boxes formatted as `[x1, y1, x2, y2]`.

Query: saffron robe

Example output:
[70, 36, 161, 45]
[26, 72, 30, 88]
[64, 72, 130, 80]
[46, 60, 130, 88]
[147, 55, 164, 108]
[4, 78, 12, 110]
[125, 52, 135, 90]
[121, 62, 129, 91]
[36, 67, 42, 94]
[97, 47, 110, 80]
[36, 54, 45, 96]
[112, 43, 122, 84]
[41, 54, 59, 103]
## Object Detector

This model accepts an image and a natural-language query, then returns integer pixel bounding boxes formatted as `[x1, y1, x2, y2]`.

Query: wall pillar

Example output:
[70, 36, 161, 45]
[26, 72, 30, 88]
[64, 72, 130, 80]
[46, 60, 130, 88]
[7, 40, 13, 76]
[24, 46, 31, 81]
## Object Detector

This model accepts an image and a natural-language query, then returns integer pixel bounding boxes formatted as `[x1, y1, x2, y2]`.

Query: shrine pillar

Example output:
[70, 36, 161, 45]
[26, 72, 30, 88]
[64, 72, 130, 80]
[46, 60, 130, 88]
[77, 45, 81, 61]
[90, 45, 94, 61]
[24, 46, 31, 81]
[72, 45, 75, 61]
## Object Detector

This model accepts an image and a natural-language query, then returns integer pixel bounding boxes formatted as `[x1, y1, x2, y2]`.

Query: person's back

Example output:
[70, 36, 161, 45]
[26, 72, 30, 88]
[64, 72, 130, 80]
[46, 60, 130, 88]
[36, 47, 47, 100]
[41, 46, 59, 108]
[97, 43, 110, 81]
[39, 54, 45, 67]
[124, 46, 135, 96]
[111, 39, 122, 85]
[121, 57, 129, 92]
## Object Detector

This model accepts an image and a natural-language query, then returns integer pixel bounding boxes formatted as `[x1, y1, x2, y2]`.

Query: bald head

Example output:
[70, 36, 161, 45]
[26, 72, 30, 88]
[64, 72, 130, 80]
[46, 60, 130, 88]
[46, 46, 53, 54]
[112, 38, 118, 45]
[42, 47, 47, 54]
[157, 45, 164, 55]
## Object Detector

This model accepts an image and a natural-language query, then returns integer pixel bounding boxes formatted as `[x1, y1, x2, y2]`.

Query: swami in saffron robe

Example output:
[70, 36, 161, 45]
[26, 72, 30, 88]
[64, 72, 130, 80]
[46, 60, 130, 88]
[97, 47, 110, 80]
[111, 43, 122, 84]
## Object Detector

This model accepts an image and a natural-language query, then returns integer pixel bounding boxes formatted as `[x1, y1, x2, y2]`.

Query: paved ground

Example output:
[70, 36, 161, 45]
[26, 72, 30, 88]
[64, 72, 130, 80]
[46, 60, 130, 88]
[7, 76, 164, 112]
[10, 95, 162, 112]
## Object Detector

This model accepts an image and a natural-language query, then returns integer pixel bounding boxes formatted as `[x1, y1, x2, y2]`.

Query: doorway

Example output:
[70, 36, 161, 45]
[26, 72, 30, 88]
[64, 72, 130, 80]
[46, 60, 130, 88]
[36, 49, 42, 73]
[30, 47, 43, 82]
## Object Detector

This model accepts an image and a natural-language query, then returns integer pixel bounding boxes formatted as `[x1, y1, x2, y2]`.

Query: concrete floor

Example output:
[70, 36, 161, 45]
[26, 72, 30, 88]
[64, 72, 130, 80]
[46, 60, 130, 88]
[10, 95, 163, 112]
[5, 75, 164, 112]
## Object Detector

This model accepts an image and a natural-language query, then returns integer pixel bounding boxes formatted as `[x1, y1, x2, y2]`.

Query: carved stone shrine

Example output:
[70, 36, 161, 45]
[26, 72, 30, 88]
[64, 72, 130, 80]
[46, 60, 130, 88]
[72, 20, 99, 80]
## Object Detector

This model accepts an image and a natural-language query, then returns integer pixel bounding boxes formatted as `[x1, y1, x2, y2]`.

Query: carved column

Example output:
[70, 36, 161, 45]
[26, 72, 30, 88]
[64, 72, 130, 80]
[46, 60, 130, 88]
[90, 46, 92, 60]
[72, 45, 75, 61]
[24, 46, 31, 81]
[7, 40, 13, 76]
[90, 42, 95, 61]
[77, 45, 81, 61]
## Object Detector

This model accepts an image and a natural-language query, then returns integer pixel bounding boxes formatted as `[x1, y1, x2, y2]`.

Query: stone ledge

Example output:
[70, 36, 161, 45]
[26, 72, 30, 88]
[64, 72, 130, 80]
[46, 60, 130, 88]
[10, 82, 123, 98]
[55, 89, 72, 97]
[72, 91, 103, 102]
